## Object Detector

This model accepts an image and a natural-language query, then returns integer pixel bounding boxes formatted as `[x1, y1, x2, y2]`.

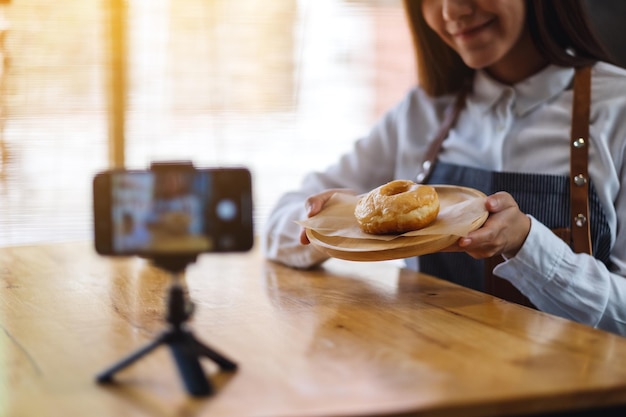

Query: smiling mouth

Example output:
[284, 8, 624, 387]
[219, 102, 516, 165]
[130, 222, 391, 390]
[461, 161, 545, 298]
[452, 18, 495, 39]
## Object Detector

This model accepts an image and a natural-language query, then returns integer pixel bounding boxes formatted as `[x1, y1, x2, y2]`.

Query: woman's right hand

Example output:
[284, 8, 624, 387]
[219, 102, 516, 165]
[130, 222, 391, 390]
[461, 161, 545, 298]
[300, 189, 356, 245]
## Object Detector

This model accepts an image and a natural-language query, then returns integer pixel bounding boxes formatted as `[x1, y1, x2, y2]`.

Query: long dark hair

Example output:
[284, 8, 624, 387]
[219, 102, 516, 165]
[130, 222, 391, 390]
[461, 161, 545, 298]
[403, 0, 615, 97]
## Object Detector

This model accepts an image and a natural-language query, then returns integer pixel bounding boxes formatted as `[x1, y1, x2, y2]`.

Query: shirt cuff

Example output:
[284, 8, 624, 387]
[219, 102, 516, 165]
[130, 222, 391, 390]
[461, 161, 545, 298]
[493, 215, 568, 293]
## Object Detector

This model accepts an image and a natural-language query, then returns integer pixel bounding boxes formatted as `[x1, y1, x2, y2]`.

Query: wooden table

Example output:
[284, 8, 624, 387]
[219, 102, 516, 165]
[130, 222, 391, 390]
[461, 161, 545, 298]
[2, 242, 626, 417]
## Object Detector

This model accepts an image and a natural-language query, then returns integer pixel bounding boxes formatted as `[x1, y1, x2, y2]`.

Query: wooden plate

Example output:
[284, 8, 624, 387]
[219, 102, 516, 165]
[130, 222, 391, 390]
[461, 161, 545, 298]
[306, 185, 487, 262]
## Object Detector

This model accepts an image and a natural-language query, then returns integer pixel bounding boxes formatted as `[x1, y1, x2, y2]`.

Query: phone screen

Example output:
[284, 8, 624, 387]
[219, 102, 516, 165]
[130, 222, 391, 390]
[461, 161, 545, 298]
[93, 167, 253, 256]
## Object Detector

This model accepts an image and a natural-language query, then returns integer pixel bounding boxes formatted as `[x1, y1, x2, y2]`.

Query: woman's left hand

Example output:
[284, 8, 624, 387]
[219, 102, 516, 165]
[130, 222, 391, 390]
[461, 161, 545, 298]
[447, 191, 531, 259]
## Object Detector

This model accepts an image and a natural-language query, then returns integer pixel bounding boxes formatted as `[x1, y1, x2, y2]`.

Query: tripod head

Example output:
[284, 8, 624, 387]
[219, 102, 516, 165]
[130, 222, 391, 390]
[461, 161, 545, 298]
[152, 254, 198, 275]
[150, 255, 198, 327]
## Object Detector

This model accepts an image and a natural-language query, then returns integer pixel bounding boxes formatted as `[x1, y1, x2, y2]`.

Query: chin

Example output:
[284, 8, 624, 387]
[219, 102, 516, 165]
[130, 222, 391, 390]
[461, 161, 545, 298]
[460, 54, 499, 71]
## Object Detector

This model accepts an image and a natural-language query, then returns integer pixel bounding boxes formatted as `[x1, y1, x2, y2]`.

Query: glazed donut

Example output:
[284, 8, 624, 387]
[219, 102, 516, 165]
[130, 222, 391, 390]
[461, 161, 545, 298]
[354, 180, 439, 234]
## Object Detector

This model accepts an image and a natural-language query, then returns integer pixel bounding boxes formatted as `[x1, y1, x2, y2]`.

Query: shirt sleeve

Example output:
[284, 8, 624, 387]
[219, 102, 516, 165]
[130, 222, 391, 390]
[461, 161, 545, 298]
[261, 189, 329, 269]
[494, 215, 626, 335]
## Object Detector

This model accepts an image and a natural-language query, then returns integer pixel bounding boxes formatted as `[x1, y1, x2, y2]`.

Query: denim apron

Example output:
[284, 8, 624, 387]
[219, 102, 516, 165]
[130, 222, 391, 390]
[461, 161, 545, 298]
[407, 67, 612, 307]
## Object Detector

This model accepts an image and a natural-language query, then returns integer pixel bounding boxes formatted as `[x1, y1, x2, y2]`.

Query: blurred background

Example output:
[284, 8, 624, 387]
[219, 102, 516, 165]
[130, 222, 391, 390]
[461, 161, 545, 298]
[1, 0, 624, 249]
[0, 0, 415, 247]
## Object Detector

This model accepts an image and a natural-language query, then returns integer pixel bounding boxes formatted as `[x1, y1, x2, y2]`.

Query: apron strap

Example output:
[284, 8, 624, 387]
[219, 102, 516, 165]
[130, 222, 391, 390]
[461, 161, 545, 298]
[416, 92, 466, 184]
[570, 66, 593, 255]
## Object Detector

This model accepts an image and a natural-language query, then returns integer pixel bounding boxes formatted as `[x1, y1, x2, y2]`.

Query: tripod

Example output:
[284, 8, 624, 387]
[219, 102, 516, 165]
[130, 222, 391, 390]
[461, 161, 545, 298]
[96, 256, 238, 396]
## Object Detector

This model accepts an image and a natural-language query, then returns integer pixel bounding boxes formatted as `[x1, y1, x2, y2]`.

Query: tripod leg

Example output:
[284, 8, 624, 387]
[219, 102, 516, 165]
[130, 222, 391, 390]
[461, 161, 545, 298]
[170, 341, 213, 396]
[187, 333, 238, 371]
[96, 333, 168, 383]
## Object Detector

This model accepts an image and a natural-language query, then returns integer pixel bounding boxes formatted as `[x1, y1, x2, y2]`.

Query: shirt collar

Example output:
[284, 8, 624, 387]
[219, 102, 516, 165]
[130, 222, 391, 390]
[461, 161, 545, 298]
[469, 65, 575, 116]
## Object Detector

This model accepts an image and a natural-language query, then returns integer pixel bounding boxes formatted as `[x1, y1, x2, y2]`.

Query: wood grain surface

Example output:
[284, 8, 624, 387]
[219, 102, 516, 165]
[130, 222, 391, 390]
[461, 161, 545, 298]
[2, 242, 626, 417]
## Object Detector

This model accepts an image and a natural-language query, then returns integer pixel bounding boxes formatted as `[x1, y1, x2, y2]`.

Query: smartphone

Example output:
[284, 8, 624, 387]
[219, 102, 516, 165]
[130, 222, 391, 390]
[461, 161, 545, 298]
[93, 165, 253, 256]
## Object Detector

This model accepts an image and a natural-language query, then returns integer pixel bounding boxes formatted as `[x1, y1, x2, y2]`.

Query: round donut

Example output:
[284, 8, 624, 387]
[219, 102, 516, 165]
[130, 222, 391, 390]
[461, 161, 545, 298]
[354, 180, 439, 234]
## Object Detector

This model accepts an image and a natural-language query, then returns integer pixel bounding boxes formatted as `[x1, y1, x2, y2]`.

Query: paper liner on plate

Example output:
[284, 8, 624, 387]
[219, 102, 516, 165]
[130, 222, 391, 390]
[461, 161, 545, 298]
[297, 185, 489, 261]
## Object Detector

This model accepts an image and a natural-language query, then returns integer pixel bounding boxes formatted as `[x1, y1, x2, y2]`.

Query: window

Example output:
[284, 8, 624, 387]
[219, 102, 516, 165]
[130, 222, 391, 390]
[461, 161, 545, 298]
[0, 0, 414, 247]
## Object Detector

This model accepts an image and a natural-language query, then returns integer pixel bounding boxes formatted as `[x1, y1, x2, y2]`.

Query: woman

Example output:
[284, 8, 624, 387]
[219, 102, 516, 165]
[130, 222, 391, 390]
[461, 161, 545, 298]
[263, 0, 626, 336]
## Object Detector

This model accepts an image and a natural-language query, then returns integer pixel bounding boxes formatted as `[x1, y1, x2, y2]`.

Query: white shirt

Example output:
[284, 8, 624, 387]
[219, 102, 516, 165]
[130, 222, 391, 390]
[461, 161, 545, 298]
[263, 63, 626, 336]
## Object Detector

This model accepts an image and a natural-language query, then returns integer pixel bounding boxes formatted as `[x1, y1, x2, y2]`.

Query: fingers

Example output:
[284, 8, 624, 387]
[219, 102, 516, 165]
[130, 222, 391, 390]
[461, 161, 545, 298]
[457, 192, 530, 259]
[483, 191, 510, 213]
[304, 197, 323, 218]
[300, 228, 310, 245]
[301, 188, 356, 245]
[300, 193, 331, 246]
[305, 188, 356, 218]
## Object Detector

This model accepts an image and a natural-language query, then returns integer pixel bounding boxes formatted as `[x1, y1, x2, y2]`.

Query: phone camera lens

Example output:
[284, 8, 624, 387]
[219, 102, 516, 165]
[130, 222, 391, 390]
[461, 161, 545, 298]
[216, 199, 238, 221]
